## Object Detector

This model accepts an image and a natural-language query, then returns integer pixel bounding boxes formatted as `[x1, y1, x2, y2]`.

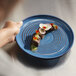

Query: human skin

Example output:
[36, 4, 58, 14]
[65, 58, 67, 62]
[0, 0, 22, 47]
[0, 21, 23, 47]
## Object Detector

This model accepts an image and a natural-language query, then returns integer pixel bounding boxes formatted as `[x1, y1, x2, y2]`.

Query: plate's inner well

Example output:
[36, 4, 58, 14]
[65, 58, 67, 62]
[21, 19, 69, 55]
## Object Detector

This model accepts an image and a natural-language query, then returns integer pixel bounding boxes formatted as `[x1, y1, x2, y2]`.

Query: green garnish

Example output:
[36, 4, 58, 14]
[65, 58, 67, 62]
[35, 34, 40, 39]
[53, 24, 57, 29]
[31, 44, 37, 51]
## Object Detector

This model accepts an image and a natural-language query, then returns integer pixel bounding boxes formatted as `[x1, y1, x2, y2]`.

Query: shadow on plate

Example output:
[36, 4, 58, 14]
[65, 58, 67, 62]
[24, 35, 33, 50]
[6, 43, 71, 70]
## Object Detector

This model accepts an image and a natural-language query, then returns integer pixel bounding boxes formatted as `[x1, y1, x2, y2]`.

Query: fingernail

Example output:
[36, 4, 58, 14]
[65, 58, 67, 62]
[19, 21, 23, 24]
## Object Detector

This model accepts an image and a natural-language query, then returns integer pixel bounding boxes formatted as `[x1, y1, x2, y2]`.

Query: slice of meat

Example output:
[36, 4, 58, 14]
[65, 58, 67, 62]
[31, 23, 58, 51]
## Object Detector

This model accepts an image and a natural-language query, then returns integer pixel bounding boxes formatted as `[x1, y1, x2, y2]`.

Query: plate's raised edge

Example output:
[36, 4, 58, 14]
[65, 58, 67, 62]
[16, 15, 74, 59]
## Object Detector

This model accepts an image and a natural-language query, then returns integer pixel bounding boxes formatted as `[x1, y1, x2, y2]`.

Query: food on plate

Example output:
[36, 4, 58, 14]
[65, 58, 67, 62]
[31, 23, 58, 51]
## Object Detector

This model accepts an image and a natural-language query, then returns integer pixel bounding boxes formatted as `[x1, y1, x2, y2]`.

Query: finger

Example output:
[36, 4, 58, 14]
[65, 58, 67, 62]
[8, 35, 16, 43]
[4, 21, 15, 27]
[9, 36, 15, 43]
[17, 21, 23, 28]
[14, 29, 20, 35]
[5, 21, 15, 24]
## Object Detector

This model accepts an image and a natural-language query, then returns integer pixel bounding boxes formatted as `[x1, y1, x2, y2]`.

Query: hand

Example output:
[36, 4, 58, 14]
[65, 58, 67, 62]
[0, 21, 23, 47]
[3, 21, 23, 42]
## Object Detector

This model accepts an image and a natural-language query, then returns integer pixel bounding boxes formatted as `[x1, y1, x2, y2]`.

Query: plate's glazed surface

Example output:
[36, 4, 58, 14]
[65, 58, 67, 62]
[16, 15, 74, 59]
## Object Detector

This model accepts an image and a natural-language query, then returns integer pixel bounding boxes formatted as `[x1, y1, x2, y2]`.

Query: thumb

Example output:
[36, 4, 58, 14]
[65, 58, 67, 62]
[17, 21, 23, 28]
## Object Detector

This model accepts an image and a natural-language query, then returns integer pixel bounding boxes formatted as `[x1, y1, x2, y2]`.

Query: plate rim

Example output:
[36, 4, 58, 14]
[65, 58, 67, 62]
[16, 15, 74, 59]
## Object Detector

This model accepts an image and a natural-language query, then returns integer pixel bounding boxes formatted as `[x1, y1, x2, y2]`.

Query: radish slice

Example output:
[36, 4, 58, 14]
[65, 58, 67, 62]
[39, 28, 46, 34]
[39, 23, 52, 31]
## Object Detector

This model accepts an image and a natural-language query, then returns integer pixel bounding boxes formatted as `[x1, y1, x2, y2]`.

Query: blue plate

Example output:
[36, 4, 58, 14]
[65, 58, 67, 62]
[16, 15, 74, 59]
